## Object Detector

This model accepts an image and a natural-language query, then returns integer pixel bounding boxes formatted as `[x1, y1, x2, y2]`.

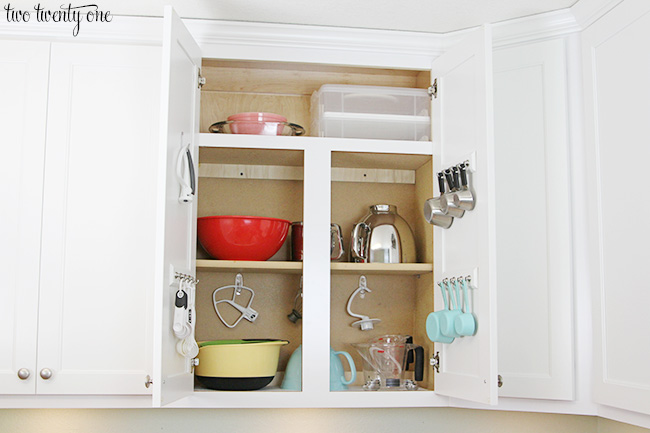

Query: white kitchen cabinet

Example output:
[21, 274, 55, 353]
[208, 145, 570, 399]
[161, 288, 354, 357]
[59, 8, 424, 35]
[154, 7, 499, 408]
[581, 0, 650, 416]
[0, 40, 50, 394]
[0, 40, 161, 396]
[493, 38, 574, 401]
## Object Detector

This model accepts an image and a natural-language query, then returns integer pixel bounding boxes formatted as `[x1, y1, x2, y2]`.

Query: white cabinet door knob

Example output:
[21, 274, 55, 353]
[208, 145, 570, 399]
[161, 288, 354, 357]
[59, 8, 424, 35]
[39, 368, 53, 380]
[17, 368, 30, 380]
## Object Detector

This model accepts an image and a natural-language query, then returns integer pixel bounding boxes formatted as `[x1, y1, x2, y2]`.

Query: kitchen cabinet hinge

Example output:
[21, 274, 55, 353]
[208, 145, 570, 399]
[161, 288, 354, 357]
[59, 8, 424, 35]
[498, 374, 503, 388]
[430, 351, 440, 373]
[428, 79, 437, 99]
[198, 69, 206, 89]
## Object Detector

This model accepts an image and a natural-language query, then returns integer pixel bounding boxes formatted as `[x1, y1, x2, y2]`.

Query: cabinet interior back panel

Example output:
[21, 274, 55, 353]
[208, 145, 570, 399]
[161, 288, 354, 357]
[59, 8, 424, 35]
[195, 272, 302, 371]
[197, 177, 303, 261]
[331, 181, 425, 263]
[199, 60, 429, 136]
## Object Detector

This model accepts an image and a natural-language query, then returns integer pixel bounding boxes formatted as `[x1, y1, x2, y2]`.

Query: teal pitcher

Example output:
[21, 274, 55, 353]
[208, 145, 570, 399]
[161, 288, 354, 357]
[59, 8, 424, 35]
[330, 347, 356, 391]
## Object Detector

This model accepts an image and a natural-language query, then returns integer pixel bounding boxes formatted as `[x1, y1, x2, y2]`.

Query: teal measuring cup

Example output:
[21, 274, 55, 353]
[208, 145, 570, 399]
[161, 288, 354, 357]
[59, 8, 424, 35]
[439, 278, 462, 339]
[426, 280, 455, 344]
[454, 277, 476, 336]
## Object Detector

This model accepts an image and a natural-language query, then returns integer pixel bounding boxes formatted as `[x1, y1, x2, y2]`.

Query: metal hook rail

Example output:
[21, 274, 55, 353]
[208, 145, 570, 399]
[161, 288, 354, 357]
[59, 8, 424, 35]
[174, 272, 199, 286]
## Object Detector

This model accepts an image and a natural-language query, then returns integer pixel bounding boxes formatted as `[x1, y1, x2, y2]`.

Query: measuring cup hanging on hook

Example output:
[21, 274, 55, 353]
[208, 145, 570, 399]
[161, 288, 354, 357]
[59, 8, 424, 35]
[425, 280, 455, 344]
[213, 273, 258, 328]
[347, 276, 381, 331]
[443, 168, 466, 218]
[454, 276, 476, 336]
[452, 162, 476, 211]
[439, 278, 462, 339]
[423, 172, 454, 229]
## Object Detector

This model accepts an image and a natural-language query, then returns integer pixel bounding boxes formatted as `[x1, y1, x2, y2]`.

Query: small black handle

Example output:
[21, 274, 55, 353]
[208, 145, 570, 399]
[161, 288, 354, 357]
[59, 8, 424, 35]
[414, 346, 424, 382]
[458, 163, 468, 187]
[175, 290, 188, 309]
[437, 172, 446, 195]
[452, 166, 461, 191]
[444, 168, 455, 192]
[406, 336, 414, 369]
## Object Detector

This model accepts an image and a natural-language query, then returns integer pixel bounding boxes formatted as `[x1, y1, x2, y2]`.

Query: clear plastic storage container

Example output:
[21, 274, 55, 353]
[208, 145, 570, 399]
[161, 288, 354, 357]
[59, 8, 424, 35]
[310, 84, 430, 141]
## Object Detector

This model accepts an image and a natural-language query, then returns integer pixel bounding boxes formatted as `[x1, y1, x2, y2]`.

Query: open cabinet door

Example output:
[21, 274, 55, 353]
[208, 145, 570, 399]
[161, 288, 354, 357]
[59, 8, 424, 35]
[153, 6, 201, 407]
[431, 26, 498, 405]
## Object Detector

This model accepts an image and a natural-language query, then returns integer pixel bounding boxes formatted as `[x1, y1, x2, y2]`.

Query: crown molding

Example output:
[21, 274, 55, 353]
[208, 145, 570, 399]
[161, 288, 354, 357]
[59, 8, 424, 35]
[0, 0, 624, 65]
[0, 15, 163, 45]
[185, 19, 443, 70]
[571, 0, 625, 30]
[491, 9, 580, 48]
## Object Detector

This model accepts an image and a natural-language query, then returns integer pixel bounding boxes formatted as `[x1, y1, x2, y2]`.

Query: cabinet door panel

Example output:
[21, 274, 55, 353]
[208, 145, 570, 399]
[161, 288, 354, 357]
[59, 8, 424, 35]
[153, 6, 201, 407]
[493, 39, 574, 400]
[431, 26, 498, 405]
[37, 43, 160, 394]
[0, 40, 49, 395]
[582, 0, 650, 415]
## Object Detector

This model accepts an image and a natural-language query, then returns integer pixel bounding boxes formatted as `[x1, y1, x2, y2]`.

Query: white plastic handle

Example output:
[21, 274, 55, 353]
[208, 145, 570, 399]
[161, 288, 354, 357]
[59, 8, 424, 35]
[176, 141, 195, 203]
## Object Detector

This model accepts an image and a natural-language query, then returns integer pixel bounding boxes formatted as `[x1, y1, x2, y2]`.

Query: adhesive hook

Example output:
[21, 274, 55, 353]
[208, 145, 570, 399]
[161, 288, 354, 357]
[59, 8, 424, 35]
[346, 275, 381, 331]
[234, 273, 244, 296]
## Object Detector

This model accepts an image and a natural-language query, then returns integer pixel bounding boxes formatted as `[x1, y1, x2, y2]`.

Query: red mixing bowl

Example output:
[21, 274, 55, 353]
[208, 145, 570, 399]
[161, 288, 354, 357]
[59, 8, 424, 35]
[197, 216, 291, 261]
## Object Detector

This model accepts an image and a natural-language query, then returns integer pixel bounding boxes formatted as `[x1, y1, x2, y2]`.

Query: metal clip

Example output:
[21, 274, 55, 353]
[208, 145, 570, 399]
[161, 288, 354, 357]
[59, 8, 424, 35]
[430, 352, 440, 373]
[174, 272, 199, 286]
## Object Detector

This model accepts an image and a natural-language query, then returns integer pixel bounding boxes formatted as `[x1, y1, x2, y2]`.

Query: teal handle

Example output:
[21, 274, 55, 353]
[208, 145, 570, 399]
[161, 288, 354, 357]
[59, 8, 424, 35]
[334, 350, 357, 385]
[461, 277, 469, 313]
[453, 279, 462, 311]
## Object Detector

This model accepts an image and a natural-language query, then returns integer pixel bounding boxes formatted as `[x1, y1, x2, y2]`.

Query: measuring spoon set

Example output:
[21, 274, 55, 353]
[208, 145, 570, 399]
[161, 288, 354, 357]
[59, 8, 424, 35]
[426, 276, 476, 344]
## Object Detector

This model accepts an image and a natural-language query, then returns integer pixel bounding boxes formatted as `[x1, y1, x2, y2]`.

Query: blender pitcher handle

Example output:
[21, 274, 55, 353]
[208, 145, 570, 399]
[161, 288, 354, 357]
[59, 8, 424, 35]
[412, 345, 424, 382]
[334, 350, 357, 386]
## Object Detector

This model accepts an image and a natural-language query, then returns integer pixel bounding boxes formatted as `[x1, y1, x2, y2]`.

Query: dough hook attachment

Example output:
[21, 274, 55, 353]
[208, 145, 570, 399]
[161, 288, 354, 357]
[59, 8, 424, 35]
[213, 273, 258, 328]
[346, 275, 381, 331]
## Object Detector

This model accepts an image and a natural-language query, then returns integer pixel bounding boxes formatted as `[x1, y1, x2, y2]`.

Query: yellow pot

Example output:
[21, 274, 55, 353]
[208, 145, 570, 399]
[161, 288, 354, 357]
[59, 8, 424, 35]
[195, 339, 289, 391]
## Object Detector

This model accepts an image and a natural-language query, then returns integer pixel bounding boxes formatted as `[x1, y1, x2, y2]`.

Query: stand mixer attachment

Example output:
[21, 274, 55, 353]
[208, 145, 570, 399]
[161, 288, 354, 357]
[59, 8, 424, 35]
[212, 273, 258, 328]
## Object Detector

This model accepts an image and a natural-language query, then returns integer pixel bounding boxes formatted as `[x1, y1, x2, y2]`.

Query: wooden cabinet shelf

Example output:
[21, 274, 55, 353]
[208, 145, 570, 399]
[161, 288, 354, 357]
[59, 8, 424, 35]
[195, 259, 303, 273]
[331, 262, 432, 276]
[196, 259, 432, 276]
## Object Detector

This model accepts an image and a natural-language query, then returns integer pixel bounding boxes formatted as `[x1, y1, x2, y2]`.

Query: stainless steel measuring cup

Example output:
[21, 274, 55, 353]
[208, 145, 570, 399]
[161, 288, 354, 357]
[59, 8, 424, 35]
[423, 172, 453, 228]
[452, 162, 476, 211]
[443, 168, 466, 218]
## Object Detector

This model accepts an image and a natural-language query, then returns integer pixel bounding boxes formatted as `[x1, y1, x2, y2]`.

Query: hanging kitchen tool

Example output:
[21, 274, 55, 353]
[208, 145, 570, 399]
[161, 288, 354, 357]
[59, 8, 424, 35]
[443, 168, 466, 218]
[425, 280, 455, 344]
[172, 272, 199, 359]
[213, 273, 258, 328]
[454, 275, 477, 336]
[287, 276, 303, 323]
[175, 136, 196, 204]
[423, 172, 454, 228]
[439, 277, 463, 339]
[452, 161, 476, 211]
[346, 276, 381, 331]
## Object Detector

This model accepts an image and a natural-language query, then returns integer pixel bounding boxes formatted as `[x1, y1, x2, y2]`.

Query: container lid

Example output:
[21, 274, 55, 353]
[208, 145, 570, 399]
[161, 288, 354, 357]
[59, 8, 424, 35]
[316, 84, 429, 96]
